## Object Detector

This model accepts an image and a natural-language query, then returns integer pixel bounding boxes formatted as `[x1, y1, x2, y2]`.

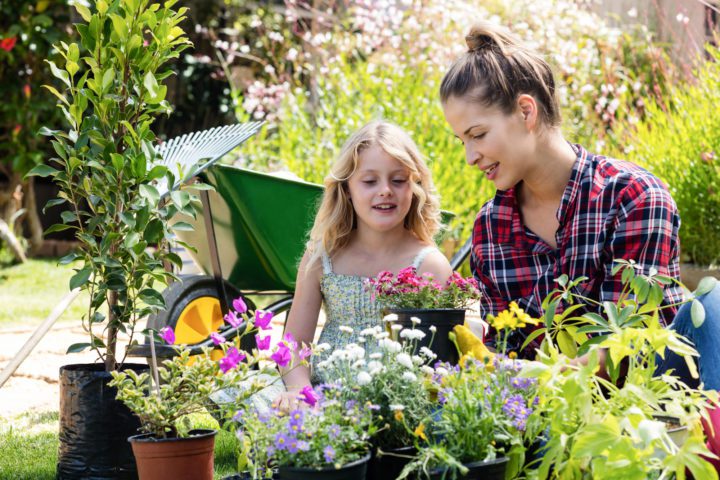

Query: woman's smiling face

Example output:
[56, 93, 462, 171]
[346, 144, 414, 234]
[443, 95, 536, 191]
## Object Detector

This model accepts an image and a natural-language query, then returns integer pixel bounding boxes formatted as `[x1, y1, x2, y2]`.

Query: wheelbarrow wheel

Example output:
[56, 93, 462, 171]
[146, 274, 251, 347]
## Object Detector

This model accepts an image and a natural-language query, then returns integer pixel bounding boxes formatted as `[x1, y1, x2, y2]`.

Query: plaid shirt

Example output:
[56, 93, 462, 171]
[471, 144, 683, 356]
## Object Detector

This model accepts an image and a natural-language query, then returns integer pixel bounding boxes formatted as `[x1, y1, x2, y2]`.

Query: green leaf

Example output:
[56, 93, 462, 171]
[691, 299, 706, 328]
[67, 342, 92, 353]
[139, 184, 160, 203]
[44, 223, 74, 235]
[102, 68, 115, 91]
[69, 266, 92, 290]
[694, 277, 717, 297]
[144, 219, 163, 243]
[109, 13, 127, 40]
[25, 164, 59, 178]
[58, 252, 80, 265]
[97, 0, 108, 15]
[143, 72, 159, 99]
[556, 330, 577, 358]
[119, 212, 136, 228]
[139, 289, 166, 309]
[91, 312, 106, 324]
[42, 85, 70, 106]
[60, 211, 78, 223]
[74, 3, 92, 22]
[124, 232, 140, 248]
[171, 221, 194, 231]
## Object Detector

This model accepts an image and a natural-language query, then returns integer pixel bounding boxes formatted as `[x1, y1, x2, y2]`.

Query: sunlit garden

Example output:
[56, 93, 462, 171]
[2, 0, 720, 479]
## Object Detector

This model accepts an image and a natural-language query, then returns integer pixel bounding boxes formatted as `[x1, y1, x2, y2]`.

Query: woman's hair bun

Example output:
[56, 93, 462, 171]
[465, 26, 495, 52]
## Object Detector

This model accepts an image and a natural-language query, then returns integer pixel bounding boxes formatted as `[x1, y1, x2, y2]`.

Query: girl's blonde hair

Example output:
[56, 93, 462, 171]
[306, 120, 441, 268]
[440, 22, 561, 128]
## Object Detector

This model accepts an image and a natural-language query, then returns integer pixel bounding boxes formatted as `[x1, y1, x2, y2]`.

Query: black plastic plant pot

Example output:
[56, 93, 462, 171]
[366, 445, 417, 480]
[276, 452, 371, 480]
[428, 456, 509, 480]
[57, 363, 148, 480]
[387, 308, 466, 364]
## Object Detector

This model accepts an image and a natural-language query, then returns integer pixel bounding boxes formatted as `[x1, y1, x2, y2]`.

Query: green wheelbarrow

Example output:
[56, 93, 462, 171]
[128, 123, 472, 359]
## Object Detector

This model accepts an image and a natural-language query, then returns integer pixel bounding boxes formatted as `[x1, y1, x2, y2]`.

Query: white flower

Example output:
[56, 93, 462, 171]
[420, 365, 435, 375]
[412, 355, 424, 365]
[383, 313, 398, 322]
[419, 347, 437, 360]
[357, 371, 372, 385]
[396, 353, 414, 369]
[353, 359, 367, 369]
[339, 325, 354, 334]
[410, 316, 422, 325]
[402, 371, 418, 382]
[400, 329, 426, 341]
[389, 404, 405, 411]
[360, 326, 380, 336]
[435, 367, 449, 376]
[429, 325, 437, 333]
[379, 338, 402, 353]
[374, 332, 390, 340]
[369, 352, 383, 360]
[391, 324, 403, 331]
[316, 342, 331, 352]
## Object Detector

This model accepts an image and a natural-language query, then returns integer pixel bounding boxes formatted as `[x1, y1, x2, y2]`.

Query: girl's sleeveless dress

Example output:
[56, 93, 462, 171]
[310, 245, 438, 384]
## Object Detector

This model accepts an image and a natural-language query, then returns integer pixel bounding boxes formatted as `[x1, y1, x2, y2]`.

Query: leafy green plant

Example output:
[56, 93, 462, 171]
[612, 45, 720, 266]
[27, 0, 194, 371]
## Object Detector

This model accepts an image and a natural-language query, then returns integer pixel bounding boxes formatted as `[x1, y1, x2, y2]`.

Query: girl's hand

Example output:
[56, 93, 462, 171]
[273, 388, 308, 412]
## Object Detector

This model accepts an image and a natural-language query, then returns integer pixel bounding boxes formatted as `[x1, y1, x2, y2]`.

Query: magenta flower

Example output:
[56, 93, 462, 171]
[233, 296, 248, 314]
[299, 385, 320, 407]
[255, 334, 271, 351]
[219, 346, 246, 373]
[210, 332, 225, 345]
[283, 332, 297, 351]
[224, 311, 241, 328]
[159, 326, 175, 344]
[270, 342, 292, 367]
[254, 309, 273, 330]
[298, 346, 312, 361]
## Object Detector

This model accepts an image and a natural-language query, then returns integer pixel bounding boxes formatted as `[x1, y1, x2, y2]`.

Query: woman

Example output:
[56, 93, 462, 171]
[440, 22, 720, 389]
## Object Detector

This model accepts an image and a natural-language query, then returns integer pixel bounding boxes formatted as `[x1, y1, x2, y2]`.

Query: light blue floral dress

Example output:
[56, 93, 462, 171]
[310, 246, 438, 384]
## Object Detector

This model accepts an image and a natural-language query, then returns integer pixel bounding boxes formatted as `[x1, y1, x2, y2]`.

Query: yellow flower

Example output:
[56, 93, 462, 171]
[508, 351, 518, 359]
[414, 423, 428, 441]
[394, 410, 404, 422]
[490, 310, 515, 330]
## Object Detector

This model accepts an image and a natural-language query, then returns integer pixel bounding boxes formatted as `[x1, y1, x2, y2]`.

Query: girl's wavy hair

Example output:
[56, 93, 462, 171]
[306, 120, 442, 269]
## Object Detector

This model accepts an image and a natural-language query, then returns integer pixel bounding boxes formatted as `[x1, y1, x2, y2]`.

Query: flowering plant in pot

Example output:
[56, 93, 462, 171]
[235, 382, 375, 480]
[109, 298, 300, 480]
[367, 269, 481, 363]
[315, 323, 438, 479]
[398, 305, 540, 480]
[520, 262, 720, 479]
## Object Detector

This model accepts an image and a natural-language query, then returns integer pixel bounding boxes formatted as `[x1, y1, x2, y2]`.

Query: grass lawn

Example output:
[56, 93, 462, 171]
[0, 410, 239, 479]
[0, 259, 90, 328]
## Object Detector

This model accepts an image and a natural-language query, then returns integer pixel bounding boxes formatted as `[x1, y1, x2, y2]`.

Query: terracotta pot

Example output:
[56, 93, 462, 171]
[387, 308, 466, 364]
[129, 429, 216, 480]
[276, 452, 370, 480]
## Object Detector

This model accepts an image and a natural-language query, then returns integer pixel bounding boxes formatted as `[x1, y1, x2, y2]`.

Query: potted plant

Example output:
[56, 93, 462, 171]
[520, 262, 720, 479]
[398, 305, 540, 480]
[27, 0, 194, 477]
[315, 323, 438, 480]
[368, 269, 481, 363]
[236, 383, 375, 480]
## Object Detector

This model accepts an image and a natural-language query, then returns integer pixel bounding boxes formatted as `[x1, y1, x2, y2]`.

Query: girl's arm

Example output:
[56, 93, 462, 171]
[275, 250, 323, 411]
[417, 249, 453, 284]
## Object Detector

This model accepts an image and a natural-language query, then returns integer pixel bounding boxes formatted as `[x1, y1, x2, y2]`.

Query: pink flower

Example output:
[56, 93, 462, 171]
[210, 332, 225, 345]
[299, 385, 319, 407]
[283, 332, 298, 351]
[219, 346, 246, 373]
[0, 37, 17, 52]
[270, 342, 292, 367]
[159, 326, 175, 344]
[233, 296, 248, 314]
[224, 311, 241, 328]
[254, 309, 273, 330]
[298, 346, 312, 361]
[255, 334, 271, 350]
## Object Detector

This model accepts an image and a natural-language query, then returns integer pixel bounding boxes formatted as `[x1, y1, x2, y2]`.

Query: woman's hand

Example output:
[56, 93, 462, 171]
[273, 387, 307, 413]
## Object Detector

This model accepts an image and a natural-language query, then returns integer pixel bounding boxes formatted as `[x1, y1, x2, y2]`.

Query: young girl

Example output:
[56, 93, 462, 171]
[275, 120, 453, 410]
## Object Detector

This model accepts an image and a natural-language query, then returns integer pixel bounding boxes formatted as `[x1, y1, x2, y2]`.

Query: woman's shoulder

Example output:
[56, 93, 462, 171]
[584, 148, 670, 193]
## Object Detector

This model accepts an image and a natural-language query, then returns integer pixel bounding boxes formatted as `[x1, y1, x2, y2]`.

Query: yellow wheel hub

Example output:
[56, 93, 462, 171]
[175, 296, 226, 361]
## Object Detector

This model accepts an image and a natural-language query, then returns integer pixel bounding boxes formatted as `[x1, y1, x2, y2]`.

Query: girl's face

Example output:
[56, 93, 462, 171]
[346, 144, 414, 235]
[442, 95, 535, 191]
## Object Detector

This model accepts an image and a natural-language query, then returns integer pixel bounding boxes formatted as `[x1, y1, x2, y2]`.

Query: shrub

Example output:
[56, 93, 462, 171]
[611, 45, 720, 266]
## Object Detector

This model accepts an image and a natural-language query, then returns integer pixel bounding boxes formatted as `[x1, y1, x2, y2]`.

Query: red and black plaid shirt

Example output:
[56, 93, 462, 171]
[471, 144, 682, 356]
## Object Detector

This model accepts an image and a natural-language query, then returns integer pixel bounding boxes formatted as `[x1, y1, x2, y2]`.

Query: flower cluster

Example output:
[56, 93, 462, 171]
[367, 268, 480, 310]
[110, 297, 308, 439]
[237, 383, 375, 477]
[316, 323, 438, 450]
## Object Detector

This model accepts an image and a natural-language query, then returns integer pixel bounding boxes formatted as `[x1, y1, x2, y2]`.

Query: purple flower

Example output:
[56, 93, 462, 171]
[255, 334, 271, 350]
[323, 445, 336, 463]
[224, 311, 241, 328]
[297, 440, 310, 452]
[298, 346, 312, 361]
[232, 409, 245, 422]
[274, 432, 291, 451]
[286, 437, 301, 454]
[254, 309, 273, 330]
[270, 342, 292, 367]
[328, 424, 341, 439]
[283, 332, 298, 350]
[233, 296, 248, 314]
[219, 346, 245, 373]
[159, 326, 175, 344]
[210, 332, 225, 345]
[288, 409, 304, 426]
[299, 385, 320, 407]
